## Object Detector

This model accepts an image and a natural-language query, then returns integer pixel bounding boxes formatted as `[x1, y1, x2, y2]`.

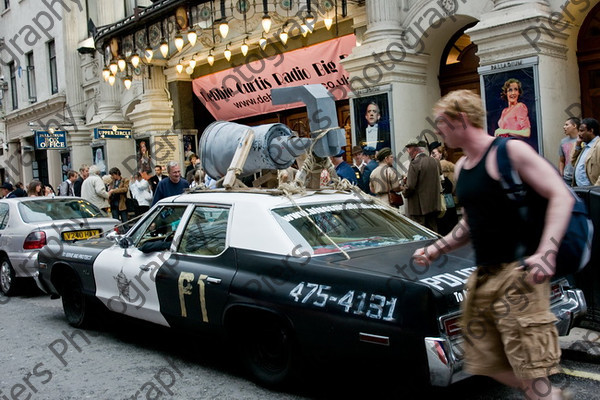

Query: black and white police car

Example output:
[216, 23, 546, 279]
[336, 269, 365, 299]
[35, 189, 587, 387]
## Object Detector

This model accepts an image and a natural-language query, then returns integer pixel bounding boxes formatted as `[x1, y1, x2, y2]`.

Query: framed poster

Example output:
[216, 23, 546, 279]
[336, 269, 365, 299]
[479, 57, 542, 154]
[183, 135, 197, 159]
[92, 146, 107, 175]
[60, 152, 71, 181]
[136, 138, 152, 173]
[350, 87, 393, 153]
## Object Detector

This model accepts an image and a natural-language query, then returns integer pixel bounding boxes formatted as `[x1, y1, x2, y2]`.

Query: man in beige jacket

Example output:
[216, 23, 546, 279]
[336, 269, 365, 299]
[571, 117, 600, 187]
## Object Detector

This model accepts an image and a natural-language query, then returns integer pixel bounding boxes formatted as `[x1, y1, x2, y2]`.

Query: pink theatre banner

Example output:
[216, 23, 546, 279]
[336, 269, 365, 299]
[192, 35, 355, 121]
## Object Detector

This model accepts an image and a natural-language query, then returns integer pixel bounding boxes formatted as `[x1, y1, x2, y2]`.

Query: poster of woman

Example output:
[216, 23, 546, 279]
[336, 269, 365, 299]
[480, 57, 542, 153]
[136, 139, 152, 173]
[351, 92, 392, 152]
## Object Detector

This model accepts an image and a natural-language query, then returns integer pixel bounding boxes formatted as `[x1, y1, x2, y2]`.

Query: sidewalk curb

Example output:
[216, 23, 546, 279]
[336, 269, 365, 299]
[559, 327, 600, 363]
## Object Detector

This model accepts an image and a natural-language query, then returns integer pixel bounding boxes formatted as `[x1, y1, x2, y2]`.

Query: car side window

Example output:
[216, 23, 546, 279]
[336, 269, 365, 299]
[0, 204, 9, 230]
[178, 206, 230, 256]
[129, 205, 188, 248]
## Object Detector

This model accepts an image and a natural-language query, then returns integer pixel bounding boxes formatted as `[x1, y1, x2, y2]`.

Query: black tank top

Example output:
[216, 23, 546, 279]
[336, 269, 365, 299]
[456, 140, 526, 266]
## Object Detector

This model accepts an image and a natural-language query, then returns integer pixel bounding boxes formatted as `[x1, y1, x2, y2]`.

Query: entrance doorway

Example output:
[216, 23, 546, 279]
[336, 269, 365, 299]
[438, 23, 480, 163]
[578, 2, 600, 119]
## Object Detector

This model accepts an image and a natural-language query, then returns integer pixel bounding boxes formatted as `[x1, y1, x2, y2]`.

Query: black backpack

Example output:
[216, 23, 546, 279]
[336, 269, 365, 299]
[494, 138, 593, 277]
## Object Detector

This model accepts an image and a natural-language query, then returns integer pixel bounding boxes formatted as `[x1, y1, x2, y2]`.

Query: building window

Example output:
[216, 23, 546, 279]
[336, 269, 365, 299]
[2, 0, 9, 11]
[48, 40, 58, 94]
[9, 61, 17, 110]
[26, 52, 37, 103]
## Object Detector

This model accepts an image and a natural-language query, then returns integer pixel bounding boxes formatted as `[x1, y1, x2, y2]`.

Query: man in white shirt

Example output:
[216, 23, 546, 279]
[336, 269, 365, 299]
[58, 170, 78, 196]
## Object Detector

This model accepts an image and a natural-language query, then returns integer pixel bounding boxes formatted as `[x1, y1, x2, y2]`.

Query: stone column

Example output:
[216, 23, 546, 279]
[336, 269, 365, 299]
[128, 66, 175, 133]
[19, 138, 34, 185]
[341, 0, 429, 160]
[4, 141, 22, 183]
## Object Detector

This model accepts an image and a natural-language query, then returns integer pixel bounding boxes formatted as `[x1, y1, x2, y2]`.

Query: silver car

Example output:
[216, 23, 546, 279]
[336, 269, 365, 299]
[0, 196, 120, 295]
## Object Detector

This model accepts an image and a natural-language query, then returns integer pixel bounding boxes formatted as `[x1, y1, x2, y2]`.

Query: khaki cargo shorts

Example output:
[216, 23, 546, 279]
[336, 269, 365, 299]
[460, 261, 561, 380]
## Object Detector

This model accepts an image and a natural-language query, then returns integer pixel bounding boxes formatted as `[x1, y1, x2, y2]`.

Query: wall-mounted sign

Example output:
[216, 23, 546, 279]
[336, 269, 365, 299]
[94, 128, 132, 139]
[34, 130, 67, 149]
[192, 34, 355, 121]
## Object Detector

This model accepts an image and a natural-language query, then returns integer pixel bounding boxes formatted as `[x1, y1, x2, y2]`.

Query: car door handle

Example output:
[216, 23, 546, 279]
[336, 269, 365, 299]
[205, 276, 221, 284]
[139, 265, 150, 271]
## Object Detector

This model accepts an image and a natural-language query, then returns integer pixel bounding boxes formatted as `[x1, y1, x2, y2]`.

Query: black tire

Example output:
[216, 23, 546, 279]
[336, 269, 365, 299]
[0, 256, 18, 296]
[241, 317, 297, 388]
[61, 273, 94, 328]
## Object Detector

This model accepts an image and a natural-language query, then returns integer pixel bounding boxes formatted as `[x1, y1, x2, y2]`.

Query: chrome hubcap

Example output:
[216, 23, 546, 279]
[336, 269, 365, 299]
[0, 261, 11, 292]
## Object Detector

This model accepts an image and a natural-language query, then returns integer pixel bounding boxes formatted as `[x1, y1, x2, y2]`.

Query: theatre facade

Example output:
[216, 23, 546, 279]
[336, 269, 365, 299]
[1, 0, 599, 187]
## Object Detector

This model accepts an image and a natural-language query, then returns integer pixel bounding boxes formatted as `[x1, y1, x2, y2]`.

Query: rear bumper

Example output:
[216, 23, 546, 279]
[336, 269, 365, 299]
[424, 287, 587, 387]
[7, 251, 38, 278]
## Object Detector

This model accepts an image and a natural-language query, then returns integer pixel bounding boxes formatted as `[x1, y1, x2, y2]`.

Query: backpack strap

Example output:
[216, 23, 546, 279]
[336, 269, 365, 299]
[494, 137, 528, 204]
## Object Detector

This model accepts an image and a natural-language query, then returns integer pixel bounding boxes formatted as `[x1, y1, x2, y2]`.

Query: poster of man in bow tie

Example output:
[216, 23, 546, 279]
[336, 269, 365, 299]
[353, 93, 392, 152]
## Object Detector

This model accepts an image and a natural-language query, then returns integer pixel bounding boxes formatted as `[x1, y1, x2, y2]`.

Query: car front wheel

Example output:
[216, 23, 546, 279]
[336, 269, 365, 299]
[0, 256, 18, 296]
[61, 273, 94, 328]
[241, 317, 297, 388]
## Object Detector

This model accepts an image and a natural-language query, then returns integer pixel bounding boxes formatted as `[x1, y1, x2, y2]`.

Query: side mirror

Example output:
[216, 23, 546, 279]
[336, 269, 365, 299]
[119, 237, 132, 249]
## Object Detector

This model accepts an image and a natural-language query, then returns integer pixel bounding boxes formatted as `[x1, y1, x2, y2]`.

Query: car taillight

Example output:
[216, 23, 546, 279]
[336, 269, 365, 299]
[550, 283, 563, 303]
[442, 315, 462, 339]
[23, 231, 47, 249]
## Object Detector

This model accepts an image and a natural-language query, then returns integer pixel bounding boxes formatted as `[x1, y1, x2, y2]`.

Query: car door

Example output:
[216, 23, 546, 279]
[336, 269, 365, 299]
[155, 204, 236, 330]
[93, 204, 191, 326]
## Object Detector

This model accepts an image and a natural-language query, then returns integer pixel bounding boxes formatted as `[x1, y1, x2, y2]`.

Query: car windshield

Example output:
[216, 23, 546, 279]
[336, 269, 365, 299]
[272, 201, 435, 254]
[18, 199, 106, 222]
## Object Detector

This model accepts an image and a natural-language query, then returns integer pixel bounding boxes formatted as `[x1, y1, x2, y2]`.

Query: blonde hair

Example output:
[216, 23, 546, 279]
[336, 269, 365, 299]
[433, 90, 485, 129]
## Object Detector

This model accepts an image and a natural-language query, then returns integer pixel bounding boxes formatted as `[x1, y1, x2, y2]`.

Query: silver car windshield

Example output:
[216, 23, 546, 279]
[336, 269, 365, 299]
[272, 202, 435, 254]
[18, 199, 105, 222]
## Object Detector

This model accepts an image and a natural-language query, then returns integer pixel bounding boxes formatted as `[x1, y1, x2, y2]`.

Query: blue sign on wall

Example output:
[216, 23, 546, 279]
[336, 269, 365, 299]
[94, 128, 132, 139]
[35, 131, 67, 149]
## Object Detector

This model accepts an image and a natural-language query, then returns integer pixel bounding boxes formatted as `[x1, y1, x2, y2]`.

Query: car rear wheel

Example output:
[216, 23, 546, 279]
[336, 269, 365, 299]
[61, 273, 94, 328]
[0, 256, 18, 296]
[241, 317, 297, 387]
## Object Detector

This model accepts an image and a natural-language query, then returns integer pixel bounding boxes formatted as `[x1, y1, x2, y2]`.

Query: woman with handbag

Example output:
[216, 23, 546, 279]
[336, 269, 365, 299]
[369, 147, 404, 208]
[430, 142, 459, 235]
[129, 172, 153, 216]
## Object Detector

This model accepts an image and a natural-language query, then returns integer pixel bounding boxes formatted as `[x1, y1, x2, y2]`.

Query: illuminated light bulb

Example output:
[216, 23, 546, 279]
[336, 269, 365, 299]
[185, 66, 194, 74]
[108, 74, 116, 86]
[187, 30, 197, 47]
[189, 58, 197, 69]
[109, 61, 118, 75]
[112, 125, 118, 132]
[301, 23, 309, 37]
[117, 58, 126, 72]
[259, 35, 267, 50]
[123, 75, 132, 90]
[48, 127, 55, 134]
[160, 40, 169, 58]
[219, 21, 229, 38]
[102, 67, 110, 81]
[241, 40, 248, 56]
[324, 17, 333, 30]
[207, 51, 214, 66]
[261, 15, 272, 33]
[279, 29, 288, 45]
[223, 45, 231, 61]
[176, 62, 183, 73]
[306, 14, 315, 26]
[144, 47, 153, 62]
[130, 54, 140, 68]
[174, 34, 184, 52]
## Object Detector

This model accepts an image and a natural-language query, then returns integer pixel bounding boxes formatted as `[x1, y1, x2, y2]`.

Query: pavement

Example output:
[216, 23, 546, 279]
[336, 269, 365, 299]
[559, 326, 600, 363]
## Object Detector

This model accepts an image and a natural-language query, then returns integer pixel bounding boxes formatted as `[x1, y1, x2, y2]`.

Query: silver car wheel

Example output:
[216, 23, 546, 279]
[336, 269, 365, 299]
[0, 260, 12, 294]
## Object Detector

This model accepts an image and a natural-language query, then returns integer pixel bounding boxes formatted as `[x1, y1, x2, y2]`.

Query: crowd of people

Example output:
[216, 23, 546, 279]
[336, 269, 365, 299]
[0, 160, 194, 224]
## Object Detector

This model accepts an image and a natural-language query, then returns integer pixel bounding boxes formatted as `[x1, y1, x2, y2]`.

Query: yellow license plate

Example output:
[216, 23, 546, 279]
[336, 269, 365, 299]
[62, 229, 101, 241]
